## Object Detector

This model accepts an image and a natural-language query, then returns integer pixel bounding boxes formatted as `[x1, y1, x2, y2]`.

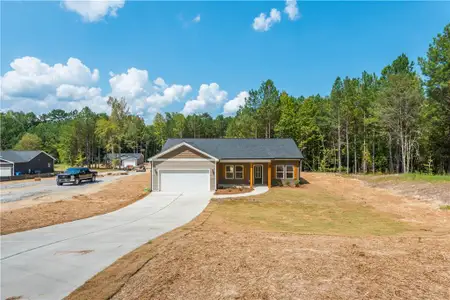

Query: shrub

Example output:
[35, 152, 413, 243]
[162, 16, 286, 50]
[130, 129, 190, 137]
[271, 178, 283, 187]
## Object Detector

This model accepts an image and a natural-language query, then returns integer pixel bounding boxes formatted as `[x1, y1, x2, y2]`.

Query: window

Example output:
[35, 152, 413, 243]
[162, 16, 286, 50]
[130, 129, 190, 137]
[48, 162, 51, 168]
[286, 165, 294, 179]
[276, 165, 284, 179]
[225, 165, 234, 179]
[235, 165, 244, 179]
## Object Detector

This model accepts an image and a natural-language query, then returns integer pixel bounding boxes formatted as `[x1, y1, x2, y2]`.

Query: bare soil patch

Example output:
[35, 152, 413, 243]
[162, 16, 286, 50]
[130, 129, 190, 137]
[214, 187, 254, 195]
[0, 173, 150, 235]
[67, 172, 450, 300]
[356, 174, 450, 207]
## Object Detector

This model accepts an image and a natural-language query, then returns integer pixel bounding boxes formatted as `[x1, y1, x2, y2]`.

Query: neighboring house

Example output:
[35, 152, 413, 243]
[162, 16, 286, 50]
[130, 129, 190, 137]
[0, 150, 56, 177]
[105, 153, 145, 168]
[149, 138, 304, 192]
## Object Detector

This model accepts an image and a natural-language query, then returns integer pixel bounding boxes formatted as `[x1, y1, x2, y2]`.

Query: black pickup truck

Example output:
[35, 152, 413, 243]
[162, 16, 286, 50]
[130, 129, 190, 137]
[56, 167, 98, 186]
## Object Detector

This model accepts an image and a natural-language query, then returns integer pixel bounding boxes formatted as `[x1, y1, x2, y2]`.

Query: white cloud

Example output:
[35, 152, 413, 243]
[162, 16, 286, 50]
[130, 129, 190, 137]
[193, 14, 201, 23]
[0, 57, 236, 123]
[252, 8, 281, 32]
[1, 56, 99, 100]
[284, 0, 300, 21]
[182, 83, 228, 115]
[153, 77, 167, 89]
[56, 84, 102, 100]
[62, 0, 125, 22]
[223, 91, 249, 115]
[109, 67, 149, 99]
[146, 84, 192, 108]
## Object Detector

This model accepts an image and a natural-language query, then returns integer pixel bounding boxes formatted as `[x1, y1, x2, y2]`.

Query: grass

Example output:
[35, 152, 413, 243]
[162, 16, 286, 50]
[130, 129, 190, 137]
[210, 188, 409, 236]
[54, 164, 117, 173]
[361, 173, 450, 183]
[440, 205, 450, 210]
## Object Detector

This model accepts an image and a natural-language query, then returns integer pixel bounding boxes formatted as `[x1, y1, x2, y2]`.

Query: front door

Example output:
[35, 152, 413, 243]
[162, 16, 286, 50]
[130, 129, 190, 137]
[254, 165, 263, 185]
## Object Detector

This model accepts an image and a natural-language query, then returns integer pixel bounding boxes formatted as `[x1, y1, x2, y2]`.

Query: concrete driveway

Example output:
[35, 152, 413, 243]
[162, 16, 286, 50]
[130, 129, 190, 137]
[0, 191, 213, 300]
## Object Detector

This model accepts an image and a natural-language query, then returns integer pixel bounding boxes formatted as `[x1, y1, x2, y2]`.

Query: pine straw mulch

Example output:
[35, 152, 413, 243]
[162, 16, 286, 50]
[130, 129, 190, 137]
[67, 226, 450, 300]
[214, 187, 254, 195]
[67, 172, 450, 300]
[1, 173, 150, 235]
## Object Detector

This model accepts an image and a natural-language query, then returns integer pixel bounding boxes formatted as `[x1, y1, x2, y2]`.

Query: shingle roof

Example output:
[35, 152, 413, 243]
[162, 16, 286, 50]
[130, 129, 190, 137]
[0, 150, 55, 163]
[106, 153, 143, 160]
[161, 138, 304, 159]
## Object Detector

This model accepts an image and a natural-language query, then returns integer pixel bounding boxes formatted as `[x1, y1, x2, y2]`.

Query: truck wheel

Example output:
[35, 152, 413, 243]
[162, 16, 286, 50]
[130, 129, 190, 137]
[57, 182, 63, 186]
[75, 178, 80, 185]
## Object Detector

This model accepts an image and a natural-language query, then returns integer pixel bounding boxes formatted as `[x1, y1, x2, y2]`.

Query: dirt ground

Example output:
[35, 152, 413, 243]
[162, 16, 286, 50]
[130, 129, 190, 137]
[357, 174, 450, 207]
[0, 173, 150, 235]
[67, 172, 450, 300]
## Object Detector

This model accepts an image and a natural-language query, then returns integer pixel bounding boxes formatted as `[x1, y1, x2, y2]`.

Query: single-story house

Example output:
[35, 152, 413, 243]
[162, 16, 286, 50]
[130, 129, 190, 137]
[0, 150, 56, 177]
[149, 138, 304, 192]
[105, 153, 145, 168]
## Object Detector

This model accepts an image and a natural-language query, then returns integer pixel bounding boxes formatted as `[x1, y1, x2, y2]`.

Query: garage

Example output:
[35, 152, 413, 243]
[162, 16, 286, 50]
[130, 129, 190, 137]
[0, 166, 13, 177]
[159, 170, 210, 192]
[121, 158, 137, 168]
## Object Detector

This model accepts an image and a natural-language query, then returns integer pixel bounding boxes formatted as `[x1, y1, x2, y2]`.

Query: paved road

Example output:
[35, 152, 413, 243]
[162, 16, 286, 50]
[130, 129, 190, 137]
[0, 191, 212, 300]
[0, 173, 133, 204]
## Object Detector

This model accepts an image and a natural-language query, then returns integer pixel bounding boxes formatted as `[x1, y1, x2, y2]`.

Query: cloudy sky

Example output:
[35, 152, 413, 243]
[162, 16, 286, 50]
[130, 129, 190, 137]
[1, 1, 449, 122]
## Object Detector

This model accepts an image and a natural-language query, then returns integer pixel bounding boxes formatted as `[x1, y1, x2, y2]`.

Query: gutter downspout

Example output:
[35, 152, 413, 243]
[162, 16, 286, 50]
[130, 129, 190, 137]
[151, 159, 154, 191]
[214, 161, 217, 191]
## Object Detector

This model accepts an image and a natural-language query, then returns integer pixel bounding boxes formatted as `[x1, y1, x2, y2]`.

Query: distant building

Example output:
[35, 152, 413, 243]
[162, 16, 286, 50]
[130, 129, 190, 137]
[105, 153, 145, 168]
[0, 150, 56, 177]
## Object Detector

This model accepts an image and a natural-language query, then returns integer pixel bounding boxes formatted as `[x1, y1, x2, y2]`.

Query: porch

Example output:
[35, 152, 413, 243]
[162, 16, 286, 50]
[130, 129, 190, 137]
[216, 160, 301, 189]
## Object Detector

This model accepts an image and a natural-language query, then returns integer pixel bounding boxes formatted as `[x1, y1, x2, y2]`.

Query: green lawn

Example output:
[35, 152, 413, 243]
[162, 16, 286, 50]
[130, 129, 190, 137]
[54, 164, 117, 173]
[210, 188, 410, 236]
[352, 173, 450, 183]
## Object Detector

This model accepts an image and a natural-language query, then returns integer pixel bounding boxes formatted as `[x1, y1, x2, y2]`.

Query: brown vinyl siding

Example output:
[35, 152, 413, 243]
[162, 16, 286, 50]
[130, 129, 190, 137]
[152, 160, 215, 191]
[218, 163, 250, 185]
[217, 162, 269, 186]
[159, 145, 210, 159]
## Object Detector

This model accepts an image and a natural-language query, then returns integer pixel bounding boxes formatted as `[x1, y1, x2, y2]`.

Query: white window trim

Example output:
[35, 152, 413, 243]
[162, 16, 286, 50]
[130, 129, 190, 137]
[276, 165, 285, 179]
[225, 165, 234, 179]
[285, 165, 294, 179]
[235, 165, 244, 180]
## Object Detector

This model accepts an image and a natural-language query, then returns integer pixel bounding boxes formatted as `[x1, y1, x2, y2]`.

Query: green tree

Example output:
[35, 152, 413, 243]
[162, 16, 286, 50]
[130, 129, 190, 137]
[14, 133, 42, 150]
[379, 74, 424, 173]
[419, 24, 450, 173]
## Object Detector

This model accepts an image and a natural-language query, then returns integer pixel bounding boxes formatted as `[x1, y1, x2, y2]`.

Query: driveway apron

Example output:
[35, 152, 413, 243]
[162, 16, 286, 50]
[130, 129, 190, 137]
[1, 191, 212, 300]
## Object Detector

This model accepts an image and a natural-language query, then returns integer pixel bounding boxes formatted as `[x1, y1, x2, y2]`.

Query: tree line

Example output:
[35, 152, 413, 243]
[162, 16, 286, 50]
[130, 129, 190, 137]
[1, 24, 449, 173]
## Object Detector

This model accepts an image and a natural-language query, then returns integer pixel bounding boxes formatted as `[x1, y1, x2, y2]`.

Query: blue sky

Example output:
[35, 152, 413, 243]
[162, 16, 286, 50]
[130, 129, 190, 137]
[1, 1, 449, 122]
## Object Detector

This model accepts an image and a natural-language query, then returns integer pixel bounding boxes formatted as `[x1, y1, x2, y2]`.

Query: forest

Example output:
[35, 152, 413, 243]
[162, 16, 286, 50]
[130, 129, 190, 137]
[1, 24, 449, 174]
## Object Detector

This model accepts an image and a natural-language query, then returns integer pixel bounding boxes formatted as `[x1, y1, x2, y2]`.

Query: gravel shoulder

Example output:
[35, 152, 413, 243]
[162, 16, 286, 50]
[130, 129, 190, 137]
[0, 172, 151, 235]
[67, 172, 450, 300]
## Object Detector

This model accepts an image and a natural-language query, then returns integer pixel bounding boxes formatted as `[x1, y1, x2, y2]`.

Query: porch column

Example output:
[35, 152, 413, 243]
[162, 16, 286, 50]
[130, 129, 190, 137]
[250, 163, 253, 188]
[268, 162, 272, 188]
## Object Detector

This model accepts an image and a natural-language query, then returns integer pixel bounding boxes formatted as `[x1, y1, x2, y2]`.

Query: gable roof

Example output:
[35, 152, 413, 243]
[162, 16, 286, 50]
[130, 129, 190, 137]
[160, 138, 304, 160]
[0, 150, 56, 163]
[106, 153, 144, 160]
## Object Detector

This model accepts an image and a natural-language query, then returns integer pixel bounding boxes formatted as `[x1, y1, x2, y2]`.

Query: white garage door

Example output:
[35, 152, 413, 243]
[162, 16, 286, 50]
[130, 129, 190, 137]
[0, 167, 12, 177]
[122, 159, 137, 168]
[160, 170, 210, 192]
